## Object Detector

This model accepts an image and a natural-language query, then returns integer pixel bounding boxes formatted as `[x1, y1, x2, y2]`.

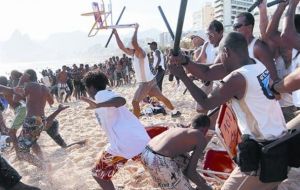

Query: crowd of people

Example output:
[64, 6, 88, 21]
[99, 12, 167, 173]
[1, 0, 300, 190]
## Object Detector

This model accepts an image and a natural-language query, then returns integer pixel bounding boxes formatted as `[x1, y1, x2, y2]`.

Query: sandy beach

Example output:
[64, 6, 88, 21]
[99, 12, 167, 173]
[2, 79, 300, 190]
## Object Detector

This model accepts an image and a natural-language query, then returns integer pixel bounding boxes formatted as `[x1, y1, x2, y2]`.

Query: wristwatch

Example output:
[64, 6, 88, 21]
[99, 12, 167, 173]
[181, 55, 190, 66]
[270, 81, 280, 95]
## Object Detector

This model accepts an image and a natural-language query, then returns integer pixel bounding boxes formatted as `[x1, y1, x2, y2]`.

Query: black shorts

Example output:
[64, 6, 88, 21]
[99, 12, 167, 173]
[0, 156, 21, 189]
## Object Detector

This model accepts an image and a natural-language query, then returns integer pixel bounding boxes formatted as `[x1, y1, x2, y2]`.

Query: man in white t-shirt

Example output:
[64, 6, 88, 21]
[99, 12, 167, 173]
[112, 24, 181, 118]
[81, 71, 150, 190]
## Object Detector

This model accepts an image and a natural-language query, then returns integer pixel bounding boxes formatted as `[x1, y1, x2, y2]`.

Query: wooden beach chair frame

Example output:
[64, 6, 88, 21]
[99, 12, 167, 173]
[81, 1, 136, 37]
[198, 103, 241, 183]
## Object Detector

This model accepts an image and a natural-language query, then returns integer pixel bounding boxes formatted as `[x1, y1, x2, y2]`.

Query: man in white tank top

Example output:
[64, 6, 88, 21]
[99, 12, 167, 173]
[169, 32, 286, 190]
[233, 12, 279, 82]
[113, 25, 180, 118]
[148, 41, 165, 91]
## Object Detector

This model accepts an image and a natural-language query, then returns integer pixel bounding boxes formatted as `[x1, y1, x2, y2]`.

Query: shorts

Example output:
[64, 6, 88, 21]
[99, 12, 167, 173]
[133, 79, 162, 102]
[0, 155, 22, 189]
[11, 104, 26, 130]
[92, 151, 140, 180]
[18, 116, 45, 152]
[57, 83, 70, 95]
[141, 146, 193, 190]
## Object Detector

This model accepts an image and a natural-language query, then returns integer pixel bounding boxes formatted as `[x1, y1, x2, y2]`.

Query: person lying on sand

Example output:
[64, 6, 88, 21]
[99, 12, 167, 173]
[140, 114, 212, 190]
[81, 71, 150, 190]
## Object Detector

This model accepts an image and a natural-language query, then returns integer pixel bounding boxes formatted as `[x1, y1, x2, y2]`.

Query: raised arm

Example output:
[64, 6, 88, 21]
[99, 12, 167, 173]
[131, 24, 145, 58]
[258, 0, 269, 40]
[281, 0, 300, 50]
[197, 42, 209, 63]
[113, 29, 134, 56]
[265, 1, 288, 45]
[254, 40, 279, 81]
[81, 96, 126, 109]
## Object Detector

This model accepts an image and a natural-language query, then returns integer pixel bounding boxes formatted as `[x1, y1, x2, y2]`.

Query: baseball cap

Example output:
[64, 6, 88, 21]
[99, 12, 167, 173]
[148, 41, 157, 46]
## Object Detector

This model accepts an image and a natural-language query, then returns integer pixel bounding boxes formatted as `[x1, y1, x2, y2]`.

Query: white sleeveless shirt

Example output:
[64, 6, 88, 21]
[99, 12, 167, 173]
[205, 42, 218, 64]
[292, 49, 300, 107]
[132, 53, 155, 83]
[248, 37, 258, 59]
[228, 60, 286, 141]
[153, 49, 165, 70]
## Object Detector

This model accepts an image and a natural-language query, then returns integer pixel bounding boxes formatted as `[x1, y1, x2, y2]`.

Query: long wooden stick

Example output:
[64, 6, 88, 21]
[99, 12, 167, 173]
[105, 6, 126, 48]
[158, 6, 175, 40]
[173, 0, 188, 56]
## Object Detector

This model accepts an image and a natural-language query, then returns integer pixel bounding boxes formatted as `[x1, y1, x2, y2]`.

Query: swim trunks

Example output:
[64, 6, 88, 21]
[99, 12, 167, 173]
[141, 146, 193, 190]
[18, 116, 45, 152]
[92, 151, 140, 180]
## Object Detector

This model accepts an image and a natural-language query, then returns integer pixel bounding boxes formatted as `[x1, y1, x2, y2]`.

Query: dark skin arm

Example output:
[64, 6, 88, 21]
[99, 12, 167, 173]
[0, 85, 13, 95]
[168, 63, 245, 111]
[184, 133, 211, 190]
[258, 0, 268, 40]
[45, 104, 69, 130]
[171, 54, 227, 81]
[265, 1, 288, 46]
[81, 96, 126, 109]
[281, 0, 300, 51]
[254, 40, 279, 81]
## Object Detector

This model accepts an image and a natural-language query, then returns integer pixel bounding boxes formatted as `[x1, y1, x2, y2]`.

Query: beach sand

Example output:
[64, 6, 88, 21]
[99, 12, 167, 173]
[2, 79, 300, 190]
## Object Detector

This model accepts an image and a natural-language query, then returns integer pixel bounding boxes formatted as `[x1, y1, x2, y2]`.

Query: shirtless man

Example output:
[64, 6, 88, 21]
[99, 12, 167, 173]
[169, 32, 287, 190]
[113, 24, 180, 118]
[16, 69, 54, 168]
[141, 114, 211, 190]
[57, 65, 71, 103]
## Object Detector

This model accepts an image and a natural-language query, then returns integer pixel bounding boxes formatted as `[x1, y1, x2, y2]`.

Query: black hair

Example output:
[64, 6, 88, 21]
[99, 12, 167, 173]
[10, 70, 22, 80]
[0, 76, 8, 86]
[191, 114, 210, 129]
[83, 71, 109, 91]
[24, 69, 37, 82]
[295, 14, 300, 33]
[221, 32, 248, 56]
[237, 12, 255, 27]
[208, 20, 224, 33]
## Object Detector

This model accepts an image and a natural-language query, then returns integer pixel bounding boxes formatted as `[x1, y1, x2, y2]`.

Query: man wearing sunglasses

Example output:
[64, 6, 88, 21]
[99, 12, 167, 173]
[233, 12, 279, 82]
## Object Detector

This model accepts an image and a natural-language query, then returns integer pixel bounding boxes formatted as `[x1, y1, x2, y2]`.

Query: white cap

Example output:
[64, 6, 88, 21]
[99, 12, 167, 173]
[189, 30, 207, 41]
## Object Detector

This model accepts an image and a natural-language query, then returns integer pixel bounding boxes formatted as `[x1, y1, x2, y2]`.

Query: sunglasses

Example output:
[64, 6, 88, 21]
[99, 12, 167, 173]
[233, 23, 250, 30]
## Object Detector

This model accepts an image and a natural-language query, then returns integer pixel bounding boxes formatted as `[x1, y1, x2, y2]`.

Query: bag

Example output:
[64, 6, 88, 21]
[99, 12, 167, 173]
[262, 129, 300, 168]
[259, 142, 288, 182]
[235, 135, 260, 173]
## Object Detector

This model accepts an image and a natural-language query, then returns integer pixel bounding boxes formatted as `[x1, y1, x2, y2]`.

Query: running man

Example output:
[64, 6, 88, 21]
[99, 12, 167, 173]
[113, 24, 180, 118]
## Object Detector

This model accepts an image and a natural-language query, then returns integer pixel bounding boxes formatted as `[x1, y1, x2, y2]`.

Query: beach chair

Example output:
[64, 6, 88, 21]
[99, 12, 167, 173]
[81, 1, 136, 37]
[198, 103, 241, 183]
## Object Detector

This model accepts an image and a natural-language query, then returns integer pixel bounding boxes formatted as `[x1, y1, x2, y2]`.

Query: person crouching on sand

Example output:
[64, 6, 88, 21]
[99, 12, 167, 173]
[140, 114, 212, 190]
[81, 71, 150, 190]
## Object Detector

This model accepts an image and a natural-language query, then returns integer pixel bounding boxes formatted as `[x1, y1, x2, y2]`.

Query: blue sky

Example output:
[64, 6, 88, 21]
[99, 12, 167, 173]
[0, 0, 208, 41]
